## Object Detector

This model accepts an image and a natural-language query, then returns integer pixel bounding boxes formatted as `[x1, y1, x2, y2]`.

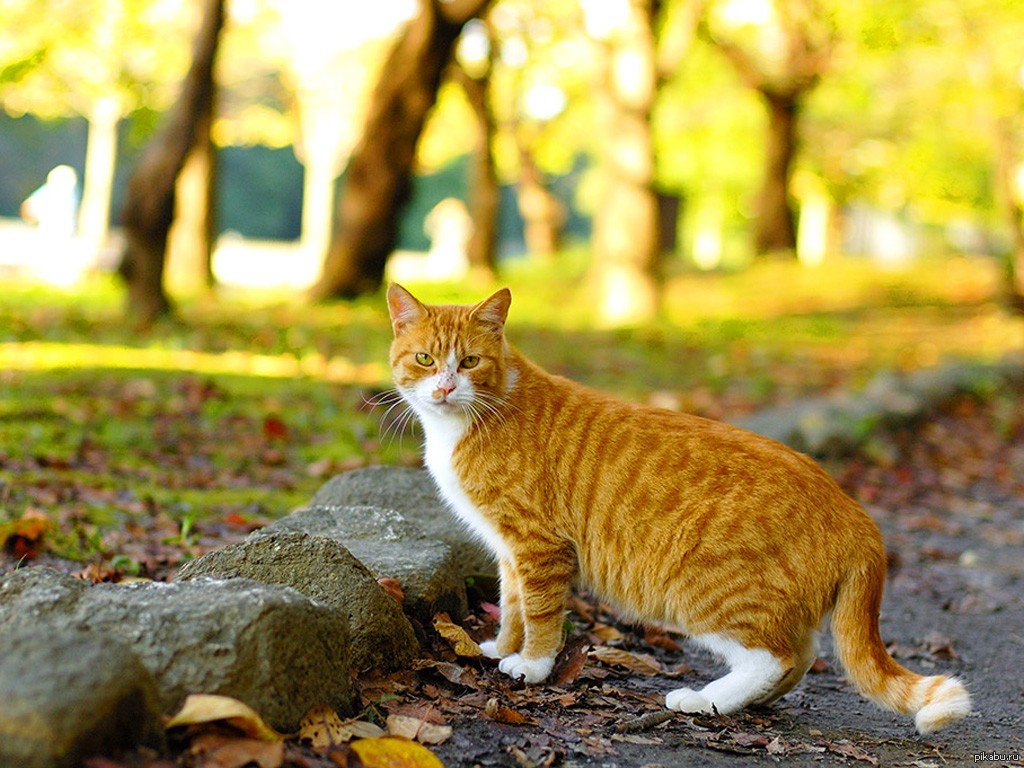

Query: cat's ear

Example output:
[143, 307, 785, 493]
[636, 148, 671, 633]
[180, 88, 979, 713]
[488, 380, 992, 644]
[470, 287, 512, 333]
[387, 283, 427, 334]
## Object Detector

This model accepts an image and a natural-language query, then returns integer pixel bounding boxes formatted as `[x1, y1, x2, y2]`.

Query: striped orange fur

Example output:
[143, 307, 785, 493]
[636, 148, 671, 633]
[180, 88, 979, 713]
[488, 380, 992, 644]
[386, 284, 971, 734]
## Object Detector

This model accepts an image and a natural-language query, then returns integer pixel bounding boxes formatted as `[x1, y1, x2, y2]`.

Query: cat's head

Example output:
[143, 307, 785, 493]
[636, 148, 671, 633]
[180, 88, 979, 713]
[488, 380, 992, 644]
[386, 284, 513, 420]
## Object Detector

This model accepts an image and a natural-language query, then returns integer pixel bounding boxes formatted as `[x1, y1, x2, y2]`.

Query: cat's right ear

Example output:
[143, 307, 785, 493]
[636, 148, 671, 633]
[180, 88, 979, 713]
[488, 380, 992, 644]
[387, 283, 427, 334]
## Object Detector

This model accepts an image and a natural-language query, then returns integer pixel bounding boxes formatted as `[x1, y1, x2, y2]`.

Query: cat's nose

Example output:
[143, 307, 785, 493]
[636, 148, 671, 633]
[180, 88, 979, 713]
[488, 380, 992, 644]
[432, 383, 456, 400]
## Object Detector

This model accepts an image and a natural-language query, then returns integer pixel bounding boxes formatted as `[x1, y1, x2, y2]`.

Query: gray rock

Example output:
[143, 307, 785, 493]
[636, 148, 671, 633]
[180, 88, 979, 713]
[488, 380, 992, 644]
[308, 466, 495, 578]
[0, 568, 353, 732]
[257, 505, 469, 624]
[0, 622, 164, 768]
[178, 531, 419, 674]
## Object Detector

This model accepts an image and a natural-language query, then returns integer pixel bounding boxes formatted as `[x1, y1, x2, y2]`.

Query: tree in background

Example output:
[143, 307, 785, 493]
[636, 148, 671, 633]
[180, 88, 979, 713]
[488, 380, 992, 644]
[0, 0, 194, 262]
[118, 0, 225, 326]
[702, 0, 833, 256]
[581, 0, 661, 325]
[311, 0, 492, 300]
[453, 20, 500, 278]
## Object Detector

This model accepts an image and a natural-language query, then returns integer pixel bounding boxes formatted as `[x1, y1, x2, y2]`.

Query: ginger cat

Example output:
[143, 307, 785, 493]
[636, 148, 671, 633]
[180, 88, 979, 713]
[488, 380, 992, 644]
[386, 284, 971, 734]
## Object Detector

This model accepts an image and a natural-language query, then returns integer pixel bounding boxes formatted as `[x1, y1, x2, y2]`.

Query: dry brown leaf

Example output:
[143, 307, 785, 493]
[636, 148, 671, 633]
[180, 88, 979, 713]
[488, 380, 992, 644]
[588, 646, 662, 675]
[188, 733, 284, 768]
[590, 623, 625, 643]
[377, 577, 405, 606]
[348, 735, 446, 767]
[432, 613, 483, 657]
[483, 697, 536, 725]
[551, 638, 590, 686]
[165, 694, 286, 742]
[386, 714, 452, 745]
[643, 625, 683, 652]
[299, 705, 384, 748]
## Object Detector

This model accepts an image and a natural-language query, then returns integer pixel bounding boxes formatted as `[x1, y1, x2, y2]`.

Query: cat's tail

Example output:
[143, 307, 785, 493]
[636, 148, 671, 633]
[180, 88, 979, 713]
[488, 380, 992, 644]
[830, 553, 971, 734]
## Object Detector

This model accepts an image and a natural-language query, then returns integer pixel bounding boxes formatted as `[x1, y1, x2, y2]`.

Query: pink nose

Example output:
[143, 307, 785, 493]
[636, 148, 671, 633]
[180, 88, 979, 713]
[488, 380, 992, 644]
[432, 382, 456, 400]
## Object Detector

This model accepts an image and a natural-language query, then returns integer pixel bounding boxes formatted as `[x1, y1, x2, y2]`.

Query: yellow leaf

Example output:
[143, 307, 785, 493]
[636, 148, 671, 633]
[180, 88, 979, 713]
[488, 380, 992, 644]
[299, 705, 385, 747]
[349, 735, 446, 767]
[165, 694, 287, 741]
[432, 613, 482, 658]
[386, 714, 453, 745]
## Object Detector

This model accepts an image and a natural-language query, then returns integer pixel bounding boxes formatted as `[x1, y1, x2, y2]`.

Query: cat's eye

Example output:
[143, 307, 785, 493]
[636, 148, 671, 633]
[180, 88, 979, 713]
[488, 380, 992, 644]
[415, 352, 434, 367]
[460, 355, 480, 370]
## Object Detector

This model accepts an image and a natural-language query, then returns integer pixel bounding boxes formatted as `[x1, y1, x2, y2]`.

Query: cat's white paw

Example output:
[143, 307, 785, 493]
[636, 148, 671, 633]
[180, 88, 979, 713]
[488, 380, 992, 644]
[497, 653, 554, 683]
[666, 687, 715, 714]
[479, 640, 504, 659]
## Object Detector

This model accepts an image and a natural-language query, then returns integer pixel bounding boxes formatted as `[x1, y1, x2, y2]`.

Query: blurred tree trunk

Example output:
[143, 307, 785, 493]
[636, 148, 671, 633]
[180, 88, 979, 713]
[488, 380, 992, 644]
[166, 121, 217, 295]
[516, 142, 564, 259]
[454, 58, 499, 279]
[758, 92, 799, 253]
[118, 0, 223, 327]
[78, 93, 120, 261]
[995, 117, 1024, 312]
[704, 0, 831, 257]
[311, 0, 492, 300]
[585, 0, 661, 325]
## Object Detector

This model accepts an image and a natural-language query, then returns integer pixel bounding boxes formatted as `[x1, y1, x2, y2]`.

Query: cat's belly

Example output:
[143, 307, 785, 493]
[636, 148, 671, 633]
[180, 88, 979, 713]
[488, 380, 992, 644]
[422, 418, 510, 560]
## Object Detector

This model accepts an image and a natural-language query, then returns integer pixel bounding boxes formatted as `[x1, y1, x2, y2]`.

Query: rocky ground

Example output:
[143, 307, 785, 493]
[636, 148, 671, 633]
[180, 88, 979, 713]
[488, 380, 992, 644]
[2, 367, 1023, 768]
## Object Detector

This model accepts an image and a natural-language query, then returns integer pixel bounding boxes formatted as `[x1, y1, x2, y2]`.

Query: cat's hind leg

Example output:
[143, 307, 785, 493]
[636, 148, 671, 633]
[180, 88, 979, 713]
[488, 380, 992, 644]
[665, 634, 791, 715]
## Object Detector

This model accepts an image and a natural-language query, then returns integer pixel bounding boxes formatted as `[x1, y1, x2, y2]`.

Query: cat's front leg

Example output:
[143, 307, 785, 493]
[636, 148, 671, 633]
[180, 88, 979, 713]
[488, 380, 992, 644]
[480, 557, 524, 660]
[493, 544, 576, 684]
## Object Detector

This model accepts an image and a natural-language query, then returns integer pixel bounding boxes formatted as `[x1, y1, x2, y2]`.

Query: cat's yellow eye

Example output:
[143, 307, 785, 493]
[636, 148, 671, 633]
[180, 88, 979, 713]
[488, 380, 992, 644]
[460, 355, 480, 370]
[415, 352, 434, 367]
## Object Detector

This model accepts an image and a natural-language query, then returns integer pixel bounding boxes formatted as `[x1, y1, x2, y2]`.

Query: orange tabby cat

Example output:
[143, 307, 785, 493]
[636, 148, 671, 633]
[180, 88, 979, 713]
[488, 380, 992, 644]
[386, 283, 971, 734]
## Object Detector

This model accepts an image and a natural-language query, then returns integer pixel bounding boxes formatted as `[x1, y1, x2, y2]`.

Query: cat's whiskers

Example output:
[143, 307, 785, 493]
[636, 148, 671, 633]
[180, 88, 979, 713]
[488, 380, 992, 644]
[363, 388, 417, 449]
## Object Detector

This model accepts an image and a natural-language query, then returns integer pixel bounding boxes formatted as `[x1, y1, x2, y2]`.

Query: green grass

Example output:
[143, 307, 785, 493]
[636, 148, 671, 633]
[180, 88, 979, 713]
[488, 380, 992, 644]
[1, 252, 1022, 571]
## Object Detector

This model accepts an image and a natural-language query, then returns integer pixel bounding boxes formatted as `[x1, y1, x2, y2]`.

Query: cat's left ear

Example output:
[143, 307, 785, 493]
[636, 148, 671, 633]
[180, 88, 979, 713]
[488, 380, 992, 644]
[387, 283, 427, 334]
[470, 287, 512, 333]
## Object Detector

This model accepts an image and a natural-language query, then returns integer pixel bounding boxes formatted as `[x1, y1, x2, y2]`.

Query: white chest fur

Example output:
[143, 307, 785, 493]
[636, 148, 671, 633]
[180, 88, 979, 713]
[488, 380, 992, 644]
[418, 411, 510, 560]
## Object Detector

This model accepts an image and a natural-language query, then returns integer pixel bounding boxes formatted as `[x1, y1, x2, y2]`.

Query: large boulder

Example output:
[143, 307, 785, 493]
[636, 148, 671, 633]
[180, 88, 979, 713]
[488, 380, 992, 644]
[0, 567, 353, 733]
[0, 622, 164, 768]
[307, 467, 494, 578]
[178, 531, 419, 675]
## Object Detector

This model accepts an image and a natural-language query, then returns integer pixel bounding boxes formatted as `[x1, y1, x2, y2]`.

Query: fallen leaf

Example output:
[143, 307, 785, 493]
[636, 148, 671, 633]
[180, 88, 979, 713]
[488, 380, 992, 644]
[588, 646, 662, 675]
[825, 739, 879, 765]
[432, 613, 483, 657]
[166, 694, 287, 741]
[551, 637, 590, 686]
[299, 705, 385, 748]
[377, 578, 405, 606]
[414, 659, 480, 689]
[479, 601, 502, 622]
[0, 509, 50, 559]
[263, 415, 289, 442]
[643, 626, 683, 652]
[484, 697, 536, 725]
[591, 623, 625, 643]
[348, 736, 445, 767]
[188, 733, 284, 768]
[386, 714, 452, 745]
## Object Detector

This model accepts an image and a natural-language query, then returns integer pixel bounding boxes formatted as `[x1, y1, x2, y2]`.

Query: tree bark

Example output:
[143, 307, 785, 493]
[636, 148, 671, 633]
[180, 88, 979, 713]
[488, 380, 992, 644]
[454, 59, 499, 278]
[994, 117, 1024, 313]
[311, 0, 492, 300]
[703, 0, 831, 257]
[586, 0, 661, 325]
[78, 93, 120, 263]
[757, 91, 799, 254]
[516, 142, 564, 259]
[117, 0, 224, 326]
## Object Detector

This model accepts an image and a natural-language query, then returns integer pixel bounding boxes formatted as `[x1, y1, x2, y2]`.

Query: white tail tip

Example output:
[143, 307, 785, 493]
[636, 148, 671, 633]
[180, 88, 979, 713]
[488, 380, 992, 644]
[914, 676, 971, 735]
